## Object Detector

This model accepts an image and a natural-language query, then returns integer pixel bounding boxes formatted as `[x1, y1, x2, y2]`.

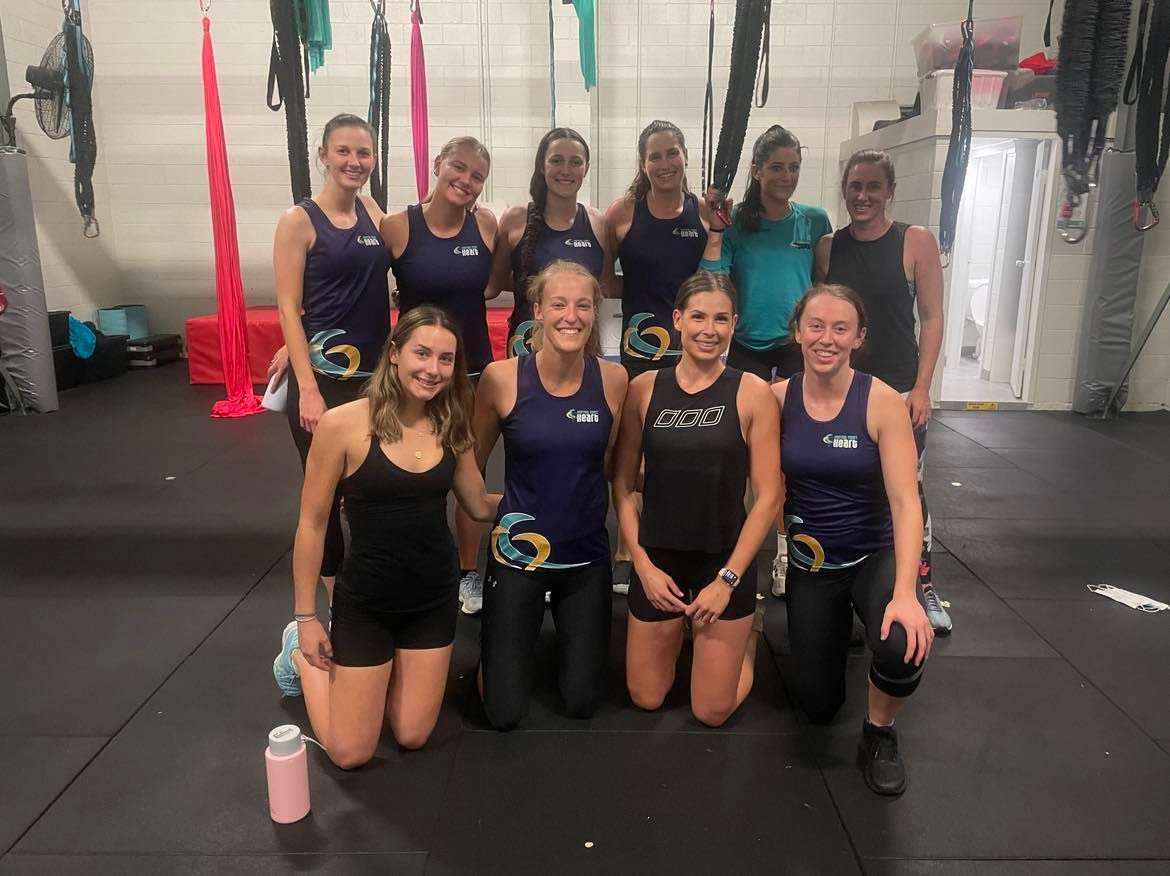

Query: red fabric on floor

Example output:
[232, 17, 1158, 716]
[187, 306, 511, 385]
[201, 15, 261, 417]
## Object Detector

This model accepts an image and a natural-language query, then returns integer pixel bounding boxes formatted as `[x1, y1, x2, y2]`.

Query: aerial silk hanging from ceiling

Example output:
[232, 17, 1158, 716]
[201, 4, 261, 418]
[410, 0, 429, 202]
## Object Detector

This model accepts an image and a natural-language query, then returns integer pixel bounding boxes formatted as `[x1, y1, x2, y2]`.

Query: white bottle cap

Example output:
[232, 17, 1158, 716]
[268, 724, 303, 756]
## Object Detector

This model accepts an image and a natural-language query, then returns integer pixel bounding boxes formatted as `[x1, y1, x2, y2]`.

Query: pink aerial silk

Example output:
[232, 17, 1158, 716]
[202, 15, 261, 418]
[410, 0, 429, 202]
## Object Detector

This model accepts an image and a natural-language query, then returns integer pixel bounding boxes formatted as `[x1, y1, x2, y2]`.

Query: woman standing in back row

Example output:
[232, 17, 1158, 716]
[603, 120, 711, 593]
[273, 113, 391, 605]
[701, 124, 832, 600]
[815, 149, 951, 634]
[382, 136, 499, 617]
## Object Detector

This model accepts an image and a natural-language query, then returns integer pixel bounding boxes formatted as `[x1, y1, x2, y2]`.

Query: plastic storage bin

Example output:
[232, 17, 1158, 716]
[920, 69, 1007, 111]
[96, 304, 149, 340]
[913, 16, 1023, 77]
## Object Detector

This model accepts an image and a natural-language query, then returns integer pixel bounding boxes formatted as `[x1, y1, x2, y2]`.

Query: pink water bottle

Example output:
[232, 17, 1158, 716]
[265, 724, 310, 823]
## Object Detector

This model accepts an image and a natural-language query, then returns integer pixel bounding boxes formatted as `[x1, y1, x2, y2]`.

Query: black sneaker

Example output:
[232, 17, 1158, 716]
[857, 719, 907, 796]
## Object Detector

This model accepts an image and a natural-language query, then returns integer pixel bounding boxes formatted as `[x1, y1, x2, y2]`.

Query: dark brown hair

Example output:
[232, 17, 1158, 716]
[841, 149, 896, 193]
[788, 283, 868, 337]
[516, 128, 591, 303]
[626, 120, 690, 200]
[738, 125, 802, 233]
[674, 271, 738, 314]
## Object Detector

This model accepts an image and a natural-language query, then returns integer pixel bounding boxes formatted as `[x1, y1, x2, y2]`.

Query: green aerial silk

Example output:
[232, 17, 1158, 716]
[571, 0, 596, 91]
[299, 0, 332, 72]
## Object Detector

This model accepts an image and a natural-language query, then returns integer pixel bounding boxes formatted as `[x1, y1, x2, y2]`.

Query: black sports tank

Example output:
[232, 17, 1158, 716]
[340, 439, 458, 611]
[639, 366, 747, 554]
[825, 221, 919, 392]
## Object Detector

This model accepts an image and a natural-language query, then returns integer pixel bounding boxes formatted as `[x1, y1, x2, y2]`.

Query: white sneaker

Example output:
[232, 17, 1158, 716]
[771, 552, 788, 599]
[459, 570, 484, 616]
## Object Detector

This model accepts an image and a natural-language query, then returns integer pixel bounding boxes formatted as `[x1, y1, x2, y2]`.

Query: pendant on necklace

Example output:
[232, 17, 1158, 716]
[414, 450, 423, 460]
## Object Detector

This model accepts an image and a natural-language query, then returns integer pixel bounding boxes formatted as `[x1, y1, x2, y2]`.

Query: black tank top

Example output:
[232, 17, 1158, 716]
[825, 222, 919, 392]
[340, 438, 458, 611]
[639, 366, 747, 554]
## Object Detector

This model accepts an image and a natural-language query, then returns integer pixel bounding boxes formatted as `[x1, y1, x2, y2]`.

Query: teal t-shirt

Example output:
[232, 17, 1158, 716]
[699, 202, 832, 351]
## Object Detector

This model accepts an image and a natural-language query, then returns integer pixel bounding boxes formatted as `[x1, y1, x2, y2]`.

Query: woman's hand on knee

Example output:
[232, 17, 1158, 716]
[635, 560, 687, 613]
[297, 618, 334, 670]
[880, 595, 933, 666]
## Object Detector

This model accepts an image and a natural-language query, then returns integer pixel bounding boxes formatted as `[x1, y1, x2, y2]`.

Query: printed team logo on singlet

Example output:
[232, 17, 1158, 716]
[822, 433, 860, 449]
[784, 514, 868, 573]
[671, 227, 701, 239]
[452, 245, 480, 257]
[622, 312, 679, 361]
[491, 512, 588, 571]
[308, 329, 370, 379]
[652, 405, 725, 428]
[565, 408, 600, 424]
[508, 320, 537, 357]
[563, 238, 594, 249]
[356, 235, 380, 247]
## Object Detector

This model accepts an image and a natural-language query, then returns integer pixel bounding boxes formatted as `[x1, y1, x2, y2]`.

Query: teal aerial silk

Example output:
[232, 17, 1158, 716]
[571, 0, 596, 91]
[300, 0, 332, 72]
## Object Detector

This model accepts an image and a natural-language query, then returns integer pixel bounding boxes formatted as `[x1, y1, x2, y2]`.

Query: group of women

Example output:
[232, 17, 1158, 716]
[268, 113, 946, 796]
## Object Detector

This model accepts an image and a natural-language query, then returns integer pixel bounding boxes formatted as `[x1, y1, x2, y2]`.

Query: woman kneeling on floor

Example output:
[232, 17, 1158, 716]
[613, 271, 780, 727]
[273, 306, 499, 769]
[775, 283, 933, 795]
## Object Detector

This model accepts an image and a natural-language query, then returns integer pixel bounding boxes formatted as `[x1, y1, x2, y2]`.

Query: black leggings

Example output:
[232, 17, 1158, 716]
[480, 560, 612, 730]
[785, 547, 927, 725]
[286, 372, 366, 578]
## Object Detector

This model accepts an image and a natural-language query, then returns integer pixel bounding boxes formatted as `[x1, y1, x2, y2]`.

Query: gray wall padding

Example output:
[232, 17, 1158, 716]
[0, 149, 58, 413]
[1073, 149, 1143, 416]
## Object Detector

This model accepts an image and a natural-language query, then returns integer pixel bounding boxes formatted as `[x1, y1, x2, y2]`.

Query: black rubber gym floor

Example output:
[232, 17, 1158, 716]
[3, 367, 1169, 874]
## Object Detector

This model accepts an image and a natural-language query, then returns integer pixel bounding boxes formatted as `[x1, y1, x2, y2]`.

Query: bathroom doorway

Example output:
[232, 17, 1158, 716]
[942, 137, 1054, 404]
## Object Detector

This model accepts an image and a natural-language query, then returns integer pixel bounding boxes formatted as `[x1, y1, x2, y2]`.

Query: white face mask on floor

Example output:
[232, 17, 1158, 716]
[1087, 584, 1170, 613]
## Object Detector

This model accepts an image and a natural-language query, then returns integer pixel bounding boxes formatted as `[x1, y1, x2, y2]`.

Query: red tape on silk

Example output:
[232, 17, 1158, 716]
[410, 1, 429, 202]
[202, 16, 261, 418]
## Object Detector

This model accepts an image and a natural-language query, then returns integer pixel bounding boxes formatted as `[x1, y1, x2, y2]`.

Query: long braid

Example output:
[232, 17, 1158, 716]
[517, 197, 544, 306]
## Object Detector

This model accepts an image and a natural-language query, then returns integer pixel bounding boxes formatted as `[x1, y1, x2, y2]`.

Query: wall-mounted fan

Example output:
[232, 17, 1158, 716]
[2, 32, 93, 147]
[1, 6, 99, 237]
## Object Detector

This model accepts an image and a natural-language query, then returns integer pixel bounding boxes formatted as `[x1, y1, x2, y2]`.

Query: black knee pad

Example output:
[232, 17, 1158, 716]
[868, 626, 926, 699]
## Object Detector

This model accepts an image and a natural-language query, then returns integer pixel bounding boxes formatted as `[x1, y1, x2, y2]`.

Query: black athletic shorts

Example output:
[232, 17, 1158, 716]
[726, 339, 803, 382]
[329, 589, 459, 667]
[628, 547, 757, 622]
